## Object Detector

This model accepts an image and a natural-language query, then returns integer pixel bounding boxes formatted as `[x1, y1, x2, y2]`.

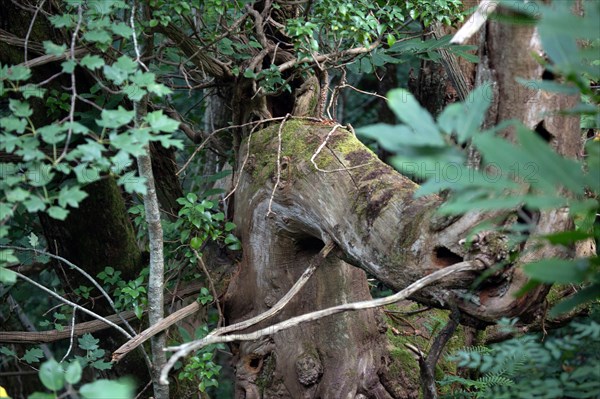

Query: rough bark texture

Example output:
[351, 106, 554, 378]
[39, 178, 142, 283]
[224, 108, 576, 396]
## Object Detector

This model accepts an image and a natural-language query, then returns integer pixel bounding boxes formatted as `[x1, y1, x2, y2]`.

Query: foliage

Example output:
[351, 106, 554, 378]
[359, 0, 600, 316]
[439, 315, 600, 399]
[1, 333, 133, 399]
[176, 325, 225, 393]
[0, 0, 182, 282]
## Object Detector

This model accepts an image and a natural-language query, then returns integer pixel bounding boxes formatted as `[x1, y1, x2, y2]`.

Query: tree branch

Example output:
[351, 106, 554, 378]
[159, 260, 484, 384]
[158, 24, 233, 80]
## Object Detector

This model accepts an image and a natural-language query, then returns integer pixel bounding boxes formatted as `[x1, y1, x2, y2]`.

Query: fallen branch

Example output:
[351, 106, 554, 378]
[0, 282, 204, 344]
[159, 260, 485, 384]
[112, 241, 335, 362]
[112, 301, 200, 362]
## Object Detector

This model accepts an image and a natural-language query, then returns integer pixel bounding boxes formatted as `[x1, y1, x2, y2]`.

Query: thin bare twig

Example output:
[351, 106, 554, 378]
[193, 249, 224, 327]
[13, 271, 132, 339]
[55, 4, 83, 165]
[267, 115, 290, 216]
[23, 0, 46, 63]
[1, 245, 137, 336]
[159, 260, 484, 384]
[60, 307, 77, 363]
[310, 124, 371, 172]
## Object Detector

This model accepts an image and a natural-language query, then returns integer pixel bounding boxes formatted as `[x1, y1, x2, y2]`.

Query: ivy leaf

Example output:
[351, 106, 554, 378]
[43, 41, 67, 56]
[118, 172, 147, 195]
[47, 206, 69, 221]
[9, 99, 33, 118]
[0, 116, 27, 133]
[83, 29, 112, 45]
[48, 14, 74, 28]
[153, 135, 183, 149]
[6, 187, 30, 202]
[23, 347, 44, 364]
[146, 82, 172, 97]
[23, 195, 47, 212]
[38, 123, 67, 144]
[145, 111, 180, 133]
[91, 360, 113, 371]
[21, 84, 46, 99]
[129, 71, 155, 86]
[78, 334, 99, 351]
[61, 59, 76, 74]
[58, 186, 88, 208]
[122, 84, 146, 101]
[0, 346, 16, 357]
[110, 22, 133, 37]
[80, 54, 105, 70]
[39, 359, 65, 391]
[4, 65, 31, 81]
[97, 106, 135, 129]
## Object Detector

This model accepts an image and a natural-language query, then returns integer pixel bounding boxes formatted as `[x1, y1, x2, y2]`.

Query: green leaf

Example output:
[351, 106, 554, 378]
[39, 359, 65, 391]
[386, 89, 444, 146]
[47, 206, 69, 221]
[129, 71, 155, 86]
[65, 361, 82, 385]
[359, 123, 442, 150]
[0, 266, 17, 284]
[145, 111, 180, 133]
[80, 379, 135, 399]
[28, 232, 39, 248]
[190, 236, 203, 250]
[524, 258, 590, 284]
[97, 106, 135, 129]
[91, 360, 113, 371]
[58, 186, 88, 208]
[48, 14, 74, 28]
[43, 41, 67, 56]
[78, 334, 100, 351]
[5, 65, 31, 81]
[111, 22, 133, 37]
[23, 347, 44, 364]
[0, 116, 27, 133]
[38, 123, 67, 145]
[118, 172, 147, 195]
[122, 84, 146, 101]
[6, 187, 30, 202]
[455, 83, 492, 143]
[83, 29, 112, 45]
[543, 230, 593, 245]
[9, 99, 33, 118]
[146, 82, 171, 97]
[80, 54, 105, 70]
[0, 346, 16, 357]
[550, 284, 600, 317]
[21, 84, 46, 99]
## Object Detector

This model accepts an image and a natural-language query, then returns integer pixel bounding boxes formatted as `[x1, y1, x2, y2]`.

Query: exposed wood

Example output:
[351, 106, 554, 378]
[112, 302, 200, 362]
[0, 282, 204, 344]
